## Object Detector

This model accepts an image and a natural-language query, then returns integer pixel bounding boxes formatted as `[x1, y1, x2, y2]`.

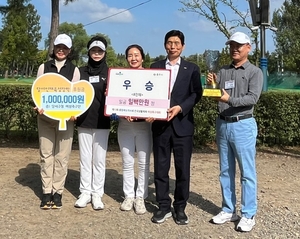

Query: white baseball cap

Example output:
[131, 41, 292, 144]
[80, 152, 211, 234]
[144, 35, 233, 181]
[88, 40, 106, 51]
[225, 32, 251, 45]
[54, 34, 72, 48]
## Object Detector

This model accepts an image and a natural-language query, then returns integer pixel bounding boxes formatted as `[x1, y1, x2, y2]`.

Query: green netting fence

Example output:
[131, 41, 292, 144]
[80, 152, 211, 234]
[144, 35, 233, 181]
[268, 72, 300, 91]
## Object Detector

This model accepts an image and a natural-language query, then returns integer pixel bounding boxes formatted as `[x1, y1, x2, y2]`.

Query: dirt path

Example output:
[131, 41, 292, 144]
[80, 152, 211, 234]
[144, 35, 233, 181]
[0, 145, 299, 238]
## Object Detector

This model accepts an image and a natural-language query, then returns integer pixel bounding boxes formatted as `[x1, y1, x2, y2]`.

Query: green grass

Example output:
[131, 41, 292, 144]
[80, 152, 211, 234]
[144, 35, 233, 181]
[0, 78, 34, 85]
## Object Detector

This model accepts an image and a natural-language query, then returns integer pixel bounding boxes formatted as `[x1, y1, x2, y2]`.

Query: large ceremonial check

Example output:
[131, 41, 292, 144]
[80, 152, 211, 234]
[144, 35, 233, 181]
[31, 73, 95, 131]
[105, 68, 171, 120]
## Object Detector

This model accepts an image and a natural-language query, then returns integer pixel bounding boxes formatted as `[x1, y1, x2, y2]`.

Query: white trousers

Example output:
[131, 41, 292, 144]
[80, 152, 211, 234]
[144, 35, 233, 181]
[117, 118, 151, 199]
[78, 127, 110, 196]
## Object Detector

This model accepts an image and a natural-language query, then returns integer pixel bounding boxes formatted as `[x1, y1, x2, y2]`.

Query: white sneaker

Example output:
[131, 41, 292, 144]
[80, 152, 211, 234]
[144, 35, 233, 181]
[237, 216, 255, 232]
[74, 193, 91, 208]
[120, 197, 134, 211]
[92, 193, 104, 210]
[134, 197, 146, 215]
[212, 211, 239, 224]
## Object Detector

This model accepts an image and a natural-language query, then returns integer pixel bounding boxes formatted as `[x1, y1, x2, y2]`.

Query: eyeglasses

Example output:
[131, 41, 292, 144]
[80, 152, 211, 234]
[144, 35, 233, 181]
[55, 45, 70, 51]
[90, 49, 105, 55]
[166, 41, 181, 47]
[229, 43, 249, 49]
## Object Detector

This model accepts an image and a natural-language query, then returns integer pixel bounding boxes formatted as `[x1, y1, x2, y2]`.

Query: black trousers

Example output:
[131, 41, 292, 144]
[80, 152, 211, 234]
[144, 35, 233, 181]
[152, 125, 193, 212]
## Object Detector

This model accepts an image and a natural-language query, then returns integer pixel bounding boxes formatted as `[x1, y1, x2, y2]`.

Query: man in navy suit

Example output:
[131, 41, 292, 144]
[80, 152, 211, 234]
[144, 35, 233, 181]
[150, 30, 202, 225]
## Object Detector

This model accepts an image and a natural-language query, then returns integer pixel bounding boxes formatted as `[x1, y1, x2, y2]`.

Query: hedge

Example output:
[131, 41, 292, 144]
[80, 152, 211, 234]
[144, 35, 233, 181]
[1, 85, 300, 147]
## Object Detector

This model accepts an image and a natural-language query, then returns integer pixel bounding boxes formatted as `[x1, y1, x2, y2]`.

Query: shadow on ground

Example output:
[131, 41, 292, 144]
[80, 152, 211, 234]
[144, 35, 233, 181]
[15, 162, 220, 215]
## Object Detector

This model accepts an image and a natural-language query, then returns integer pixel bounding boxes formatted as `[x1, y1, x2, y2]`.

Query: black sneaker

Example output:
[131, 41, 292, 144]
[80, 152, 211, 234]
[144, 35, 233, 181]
[50, 194, 54, 206]
[151, 210, 172, 224]
[52, 193, 62, 209]
[174, 208, 189, 225]
[40, 193, 52, 210]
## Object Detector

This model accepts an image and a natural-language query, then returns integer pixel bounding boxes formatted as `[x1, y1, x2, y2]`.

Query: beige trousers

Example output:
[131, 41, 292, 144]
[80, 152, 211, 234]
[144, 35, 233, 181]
[38, 115, 74, 194]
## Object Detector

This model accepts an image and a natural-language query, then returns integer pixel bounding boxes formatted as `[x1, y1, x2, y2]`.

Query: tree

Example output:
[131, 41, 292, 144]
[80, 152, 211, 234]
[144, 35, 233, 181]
[152, 55, 166, 62]
[22, 4, 42, 76]
[0, 29, 3, 53]
[180, 0, 260, 65]
[272, 0, 300, 73]
[0, 0, 28, 77]
[115, 54, 127, 67]
[48, 0, 76, 59]
[143, 53, 151, 68]
[0, 0, 41, 78]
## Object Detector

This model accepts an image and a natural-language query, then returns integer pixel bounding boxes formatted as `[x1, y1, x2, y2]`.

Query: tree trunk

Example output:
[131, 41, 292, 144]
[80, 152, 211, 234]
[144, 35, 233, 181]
[25, 60, 29, 78]
[47, 0, 60, 60]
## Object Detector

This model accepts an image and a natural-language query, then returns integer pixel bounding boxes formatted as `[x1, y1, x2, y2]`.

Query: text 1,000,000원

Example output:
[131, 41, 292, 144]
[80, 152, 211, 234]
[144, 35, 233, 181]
[41, 93, 85, 104]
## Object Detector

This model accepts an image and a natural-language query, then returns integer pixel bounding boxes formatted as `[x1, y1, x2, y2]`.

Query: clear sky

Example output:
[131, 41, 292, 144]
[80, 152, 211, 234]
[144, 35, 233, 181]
[26, 0, 284, 57]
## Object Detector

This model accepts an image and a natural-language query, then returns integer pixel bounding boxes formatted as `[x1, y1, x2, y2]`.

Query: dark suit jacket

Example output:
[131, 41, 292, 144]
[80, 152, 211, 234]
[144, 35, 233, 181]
[150, 58, 202, 137]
